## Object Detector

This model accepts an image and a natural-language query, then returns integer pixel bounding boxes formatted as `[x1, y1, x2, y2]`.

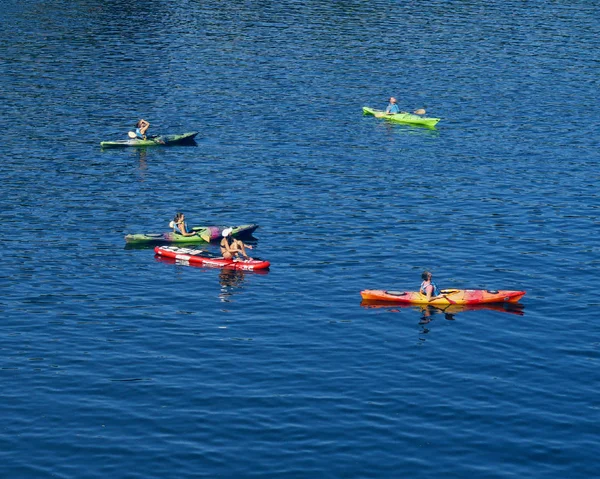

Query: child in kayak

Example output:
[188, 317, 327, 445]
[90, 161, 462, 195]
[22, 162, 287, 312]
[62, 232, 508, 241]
[420, 271, 442, 302]
[385, 97, 400, 114]
[170, 212, 197, 237]
[135, 119, 150, 139]
[220, 228, 253, 260]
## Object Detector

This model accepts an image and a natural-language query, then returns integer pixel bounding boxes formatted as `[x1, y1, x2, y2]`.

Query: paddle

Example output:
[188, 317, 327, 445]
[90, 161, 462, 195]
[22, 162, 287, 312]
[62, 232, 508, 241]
[434, 289, 458, 304]
[187, 226, 210, 242]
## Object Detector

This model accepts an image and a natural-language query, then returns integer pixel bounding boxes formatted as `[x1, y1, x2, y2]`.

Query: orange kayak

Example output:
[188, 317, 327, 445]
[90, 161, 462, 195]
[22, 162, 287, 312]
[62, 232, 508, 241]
[360, 289, 526, 305]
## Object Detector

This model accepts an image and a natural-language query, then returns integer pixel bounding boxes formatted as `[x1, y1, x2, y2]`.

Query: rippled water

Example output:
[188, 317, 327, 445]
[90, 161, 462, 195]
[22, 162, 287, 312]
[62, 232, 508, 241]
[1, 1, 599, 477]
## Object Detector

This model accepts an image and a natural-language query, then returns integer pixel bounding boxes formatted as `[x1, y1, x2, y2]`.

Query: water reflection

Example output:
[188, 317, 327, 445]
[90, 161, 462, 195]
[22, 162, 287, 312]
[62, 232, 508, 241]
[154, 254, 269, 302]
[368, 118, 440, 137]
[136, 148, 147, 178]
[218, 266, 269, 302]
[361, 300, 525, 334]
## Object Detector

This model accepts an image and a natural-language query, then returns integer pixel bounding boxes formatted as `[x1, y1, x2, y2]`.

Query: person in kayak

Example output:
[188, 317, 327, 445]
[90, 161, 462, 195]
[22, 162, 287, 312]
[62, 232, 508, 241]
[170, 212, 197, 237]
[135, 119, 150, 139]
[385, 97, 400, 114]
[420, 271, 442, 301]
[220, 227, 253, 260]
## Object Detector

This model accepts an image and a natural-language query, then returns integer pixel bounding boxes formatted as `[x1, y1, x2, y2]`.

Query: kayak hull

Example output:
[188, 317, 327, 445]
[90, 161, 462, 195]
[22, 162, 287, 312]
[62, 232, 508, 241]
[363, 107, 440, 127]
[101, 131, 198, 148]
[155, 246, 270, 271]
[124, 224, 258, 244]
[360, 289, 526, 305]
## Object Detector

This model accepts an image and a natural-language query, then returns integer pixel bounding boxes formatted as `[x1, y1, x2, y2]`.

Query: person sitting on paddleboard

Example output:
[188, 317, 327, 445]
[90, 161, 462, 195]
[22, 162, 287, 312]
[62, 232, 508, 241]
[170, 212, 197, 237]
[385, 97, 400, 114]
[220, 227, 252, 260]
[420, 271, 442, 302]
[135, 119, 150, 139]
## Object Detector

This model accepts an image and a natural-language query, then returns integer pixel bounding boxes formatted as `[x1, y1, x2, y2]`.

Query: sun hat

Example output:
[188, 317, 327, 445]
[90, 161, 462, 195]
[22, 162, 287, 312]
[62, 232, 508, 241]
[128, 131, 137, 139]
[222, 227, 233, 237]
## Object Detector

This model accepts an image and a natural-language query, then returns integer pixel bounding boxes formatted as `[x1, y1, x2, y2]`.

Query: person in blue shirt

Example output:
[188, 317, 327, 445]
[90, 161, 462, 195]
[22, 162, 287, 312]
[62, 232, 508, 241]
[420, 271, 442, 301]
[135, 119, 150, 139]
[385, 97, 400, 114]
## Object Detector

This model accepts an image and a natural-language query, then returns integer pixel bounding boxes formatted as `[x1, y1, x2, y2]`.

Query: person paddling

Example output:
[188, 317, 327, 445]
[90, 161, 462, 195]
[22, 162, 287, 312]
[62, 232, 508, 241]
[420, 270, 442, 302]
[170, 212, 197, 237]
[220, 228, 253, 260]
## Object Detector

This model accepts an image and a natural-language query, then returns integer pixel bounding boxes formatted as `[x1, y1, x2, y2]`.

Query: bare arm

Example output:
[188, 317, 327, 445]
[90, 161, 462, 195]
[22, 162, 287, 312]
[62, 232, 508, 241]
[139, 119, 150, 134]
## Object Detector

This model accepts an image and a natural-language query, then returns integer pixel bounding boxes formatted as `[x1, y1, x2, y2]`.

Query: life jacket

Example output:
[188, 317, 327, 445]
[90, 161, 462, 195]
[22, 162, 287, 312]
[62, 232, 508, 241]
[420, 280, 440, 296]
[170, 220, 187, 235]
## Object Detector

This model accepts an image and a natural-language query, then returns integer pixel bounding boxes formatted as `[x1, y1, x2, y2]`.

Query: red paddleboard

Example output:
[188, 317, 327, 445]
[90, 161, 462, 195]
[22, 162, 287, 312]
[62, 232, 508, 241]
[154, 246, 270, 271]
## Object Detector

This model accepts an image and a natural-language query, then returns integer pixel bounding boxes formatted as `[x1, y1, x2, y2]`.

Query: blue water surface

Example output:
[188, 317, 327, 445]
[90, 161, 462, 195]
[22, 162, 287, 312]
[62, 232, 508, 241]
[1, 1, 599, 477]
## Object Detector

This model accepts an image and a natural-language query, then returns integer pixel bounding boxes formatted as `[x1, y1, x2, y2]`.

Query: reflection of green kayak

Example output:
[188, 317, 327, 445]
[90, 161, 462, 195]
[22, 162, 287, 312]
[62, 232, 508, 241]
[101, 131, 198, 148]
[363, 107, 440, 127]
[124, 224, 258, 245]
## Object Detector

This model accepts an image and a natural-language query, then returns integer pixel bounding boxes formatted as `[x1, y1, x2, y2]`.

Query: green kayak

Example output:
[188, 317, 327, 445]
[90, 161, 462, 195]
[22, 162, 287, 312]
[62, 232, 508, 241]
[101, 131, 198, 148]
[362, 107, 440, 127]
[124, 224, 258, 245]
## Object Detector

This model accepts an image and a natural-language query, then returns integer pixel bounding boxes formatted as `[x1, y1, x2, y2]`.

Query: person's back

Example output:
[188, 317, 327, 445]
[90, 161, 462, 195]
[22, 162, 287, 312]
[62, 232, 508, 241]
[420, 271, 440, 301]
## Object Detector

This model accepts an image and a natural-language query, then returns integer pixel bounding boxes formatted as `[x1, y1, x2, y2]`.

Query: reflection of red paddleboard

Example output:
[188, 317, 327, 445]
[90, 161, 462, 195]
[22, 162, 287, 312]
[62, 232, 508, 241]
[154, 255, 270, 275]
[154, 246, 270, 271]
[360, 289, 526, 305]
[360, 300, 525, 316]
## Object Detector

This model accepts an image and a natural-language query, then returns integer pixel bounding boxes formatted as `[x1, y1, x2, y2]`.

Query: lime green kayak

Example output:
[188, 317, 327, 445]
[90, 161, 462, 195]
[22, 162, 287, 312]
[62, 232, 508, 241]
[124, 224, 258, 245]
[101, 131, 198, 148]
[363, 107, 440, 127]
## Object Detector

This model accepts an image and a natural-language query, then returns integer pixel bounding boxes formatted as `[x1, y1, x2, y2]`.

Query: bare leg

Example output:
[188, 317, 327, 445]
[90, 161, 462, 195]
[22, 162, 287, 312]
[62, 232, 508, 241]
[234, 240, 251, 259]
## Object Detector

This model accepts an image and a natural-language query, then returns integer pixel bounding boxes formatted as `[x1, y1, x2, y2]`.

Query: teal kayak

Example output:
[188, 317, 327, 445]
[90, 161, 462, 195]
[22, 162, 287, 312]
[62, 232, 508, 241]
[362, 107, 440, 127]
[124, 224, 258, 245]
[101, 131, 198, 148]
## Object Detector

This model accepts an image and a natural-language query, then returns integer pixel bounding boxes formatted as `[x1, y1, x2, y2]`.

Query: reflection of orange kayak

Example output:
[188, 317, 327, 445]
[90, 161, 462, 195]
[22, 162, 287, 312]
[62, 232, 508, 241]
[360, 289, 526, 305]
[360, 300, 525, 316]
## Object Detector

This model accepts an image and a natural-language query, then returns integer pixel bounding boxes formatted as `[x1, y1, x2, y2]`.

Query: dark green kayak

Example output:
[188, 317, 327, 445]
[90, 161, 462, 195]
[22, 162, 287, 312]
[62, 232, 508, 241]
[124, 224, 259, 245]
[101, 131, 198, 148]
